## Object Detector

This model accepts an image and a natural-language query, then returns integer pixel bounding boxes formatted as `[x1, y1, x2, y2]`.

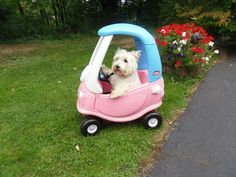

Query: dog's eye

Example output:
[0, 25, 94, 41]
[124, 59, 128, 63]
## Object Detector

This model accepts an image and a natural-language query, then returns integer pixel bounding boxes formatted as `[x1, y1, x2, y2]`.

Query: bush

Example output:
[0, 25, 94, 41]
[156, 23, 219, 75]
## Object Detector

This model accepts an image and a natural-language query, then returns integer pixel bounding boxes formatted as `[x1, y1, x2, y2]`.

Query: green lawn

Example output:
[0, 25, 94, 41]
[0, 35, 206, 177]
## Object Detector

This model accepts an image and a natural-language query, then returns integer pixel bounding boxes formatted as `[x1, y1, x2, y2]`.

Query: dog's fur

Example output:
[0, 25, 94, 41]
[102, 48, 141, 98]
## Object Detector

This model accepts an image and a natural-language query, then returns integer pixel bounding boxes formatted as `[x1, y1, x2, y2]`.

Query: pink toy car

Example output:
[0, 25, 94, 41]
[77, 23, 164, 136]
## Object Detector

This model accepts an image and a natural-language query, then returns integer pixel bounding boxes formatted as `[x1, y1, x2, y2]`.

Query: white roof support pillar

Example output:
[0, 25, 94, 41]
[80, 35, 113, 93]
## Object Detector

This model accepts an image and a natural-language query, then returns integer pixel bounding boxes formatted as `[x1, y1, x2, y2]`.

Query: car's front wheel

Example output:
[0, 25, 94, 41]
[80, 117, 103, 136]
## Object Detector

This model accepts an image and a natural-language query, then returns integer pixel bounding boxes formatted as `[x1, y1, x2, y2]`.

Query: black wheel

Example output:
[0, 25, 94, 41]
[80, 117, 103, 136]
[142, 112, 163, 129]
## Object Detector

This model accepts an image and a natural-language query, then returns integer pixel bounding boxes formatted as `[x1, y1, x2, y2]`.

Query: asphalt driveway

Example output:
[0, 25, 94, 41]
[149, 47, 236, 177]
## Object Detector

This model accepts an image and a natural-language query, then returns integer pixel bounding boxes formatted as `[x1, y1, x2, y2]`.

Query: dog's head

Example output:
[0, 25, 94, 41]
[112, 48, 141, 77]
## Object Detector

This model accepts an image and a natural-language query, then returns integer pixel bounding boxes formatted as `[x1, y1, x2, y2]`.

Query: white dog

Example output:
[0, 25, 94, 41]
[102, 48, 142, 98]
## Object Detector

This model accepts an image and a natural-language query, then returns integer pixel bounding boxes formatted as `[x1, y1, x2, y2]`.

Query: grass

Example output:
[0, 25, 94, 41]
[0, 35, 209, 177]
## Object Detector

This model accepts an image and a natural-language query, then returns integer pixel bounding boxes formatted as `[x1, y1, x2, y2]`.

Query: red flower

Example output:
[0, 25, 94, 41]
[175, 60, 183, 67]
[155, 37, 159, 44]
[191, 47, 203, 55]
[160, 41, 168, 46]
[201, 39, 209, 44]
[156, 23, 214, 68]
[157, 26, 170, 36]
[201, 35, 214, 44]
[174, 28, 182, 35]
[201, 58, 205, 64]
[194, 57, 199, 63]
[182, 31, 190, 40]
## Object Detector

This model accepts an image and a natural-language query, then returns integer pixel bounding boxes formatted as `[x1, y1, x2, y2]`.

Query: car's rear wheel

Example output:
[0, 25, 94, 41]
[142, 112, 162, 129]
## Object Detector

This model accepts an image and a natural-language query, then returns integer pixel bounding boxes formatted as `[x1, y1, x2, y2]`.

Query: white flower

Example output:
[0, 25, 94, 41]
[214, 50, 219, 54]
[173, 40, 178, 45]
[180, 39, 187, 45]
[205, 57, 209, 61]
[177, 47, 181, 52]
[182, 32, 186, 37]
[160, 29, 166, 33]
[191, 17, 197, 20]
[208, 41, 214, 47]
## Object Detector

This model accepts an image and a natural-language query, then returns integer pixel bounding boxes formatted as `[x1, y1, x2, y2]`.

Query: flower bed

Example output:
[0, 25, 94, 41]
[156, 23, 219, 76]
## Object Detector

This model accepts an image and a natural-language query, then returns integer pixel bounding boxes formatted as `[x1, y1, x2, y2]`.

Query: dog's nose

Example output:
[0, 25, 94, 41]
[115, 65, 120, 69]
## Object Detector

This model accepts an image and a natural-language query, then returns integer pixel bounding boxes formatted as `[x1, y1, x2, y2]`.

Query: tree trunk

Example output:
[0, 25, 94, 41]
[55, 0, 64, 25]
[43, 9, 50, 25]
[52, 0, 59, 27]
[17, 1, 25, 17]
[61, 0, 67, 24]
[40, 8, 50, 25]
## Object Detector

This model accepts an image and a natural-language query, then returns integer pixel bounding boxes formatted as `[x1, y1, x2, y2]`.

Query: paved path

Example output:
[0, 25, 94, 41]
[149, 49, 236, 177]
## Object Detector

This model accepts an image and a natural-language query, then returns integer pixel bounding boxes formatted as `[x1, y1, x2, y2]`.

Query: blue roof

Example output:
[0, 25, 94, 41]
[98, 23, 155, 45]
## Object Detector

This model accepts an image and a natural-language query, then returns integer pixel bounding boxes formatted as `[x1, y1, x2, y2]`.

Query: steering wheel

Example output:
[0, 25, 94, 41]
[98, 68, 110, 83]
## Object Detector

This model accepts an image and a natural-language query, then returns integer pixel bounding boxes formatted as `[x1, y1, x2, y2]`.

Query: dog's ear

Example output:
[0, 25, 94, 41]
[131, 50, 141, 60]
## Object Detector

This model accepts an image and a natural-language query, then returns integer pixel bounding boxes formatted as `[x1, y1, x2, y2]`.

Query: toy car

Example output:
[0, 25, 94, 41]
[77, 23, 164, 136]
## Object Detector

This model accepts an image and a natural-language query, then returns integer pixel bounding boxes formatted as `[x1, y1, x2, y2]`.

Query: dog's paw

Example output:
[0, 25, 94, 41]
[110, 89, 125, 99]
[101, 64, 112, 76]
[101, 64, 107, 70]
